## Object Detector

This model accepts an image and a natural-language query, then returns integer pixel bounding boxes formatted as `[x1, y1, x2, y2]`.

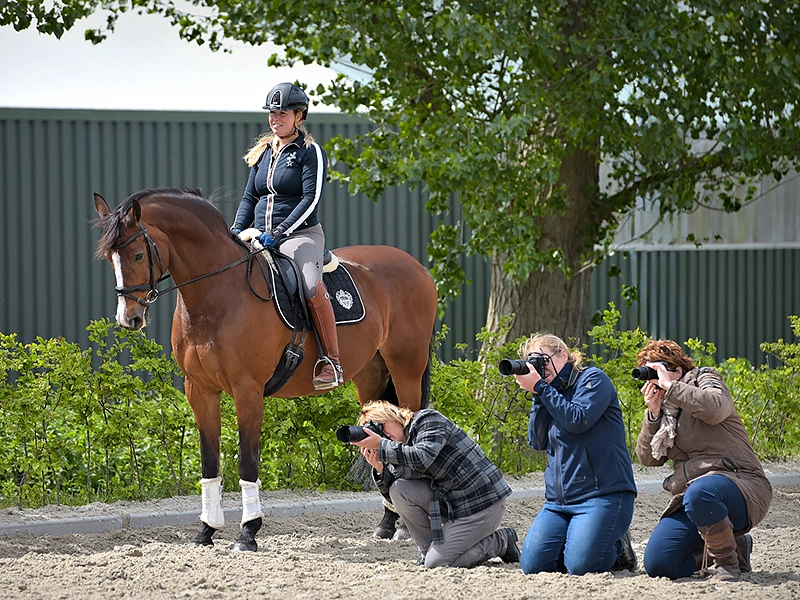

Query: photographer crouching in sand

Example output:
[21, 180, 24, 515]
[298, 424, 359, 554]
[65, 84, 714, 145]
[349, 401, 520, 568]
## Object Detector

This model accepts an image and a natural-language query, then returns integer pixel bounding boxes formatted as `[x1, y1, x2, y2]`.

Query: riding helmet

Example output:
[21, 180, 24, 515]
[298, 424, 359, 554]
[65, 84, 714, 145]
[263, 83, 309, 120]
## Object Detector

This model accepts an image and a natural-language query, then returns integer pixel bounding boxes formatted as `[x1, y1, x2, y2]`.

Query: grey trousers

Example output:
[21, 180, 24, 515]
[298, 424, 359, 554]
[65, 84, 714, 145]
[389, 478, 508, 568]
[276, 223, 324, 298]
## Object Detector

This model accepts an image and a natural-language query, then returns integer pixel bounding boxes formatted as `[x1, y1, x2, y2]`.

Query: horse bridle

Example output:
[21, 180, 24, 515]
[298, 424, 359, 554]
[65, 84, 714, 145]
[112, 224, 168, 308]
[111, 223, 272, 309]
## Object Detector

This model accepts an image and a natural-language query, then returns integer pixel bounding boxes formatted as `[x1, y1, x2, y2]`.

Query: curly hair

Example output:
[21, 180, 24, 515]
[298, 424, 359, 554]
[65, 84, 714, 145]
[357, 401, 415, 429]
[520, 332, 584, 371]
[636, 339, 695, 372]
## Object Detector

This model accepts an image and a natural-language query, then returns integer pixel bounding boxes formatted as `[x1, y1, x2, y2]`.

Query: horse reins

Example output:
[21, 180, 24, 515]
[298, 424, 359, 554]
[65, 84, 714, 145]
[112, 224, 271, 309]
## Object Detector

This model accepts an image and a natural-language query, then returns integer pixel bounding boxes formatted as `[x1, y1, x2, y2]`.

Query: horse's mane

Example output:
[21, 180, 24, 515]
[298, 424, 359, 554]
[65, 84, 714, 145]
[93, 187, 229, 259]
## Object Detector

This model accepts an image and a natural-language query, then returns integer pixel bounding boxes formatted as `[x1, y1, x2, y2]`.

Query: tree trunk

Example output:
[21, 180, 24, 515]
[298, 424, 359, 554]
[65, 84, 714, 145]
[486, 258, 594, 348]
[484, 145, 601, 349]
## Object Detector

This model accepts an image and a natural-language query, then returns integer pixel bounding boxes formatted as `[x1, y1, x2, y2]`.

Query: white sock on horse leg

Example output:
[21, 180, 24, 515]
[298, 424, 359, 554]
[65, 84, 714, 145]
[200, 477, 225, 529]
[240, 479, 264, 525]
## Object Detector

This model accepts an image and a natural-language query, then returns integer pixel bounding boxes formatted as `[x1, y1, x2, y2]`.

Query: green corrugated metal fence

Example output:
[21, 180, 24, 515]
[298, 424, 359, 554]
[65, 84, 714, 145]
[590, 248, 800, 366]
[0, 108, 489, 363]
[1, 108, 797, 367]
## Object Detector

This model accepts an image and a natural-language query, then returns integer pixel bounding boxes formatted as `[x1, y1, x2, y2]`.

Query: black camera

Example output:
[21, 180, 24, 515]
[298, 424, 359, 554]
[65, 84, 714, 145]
[631, 361, 670, 381]
[336, 420, 386, 443]
[498, 353, 548, 377]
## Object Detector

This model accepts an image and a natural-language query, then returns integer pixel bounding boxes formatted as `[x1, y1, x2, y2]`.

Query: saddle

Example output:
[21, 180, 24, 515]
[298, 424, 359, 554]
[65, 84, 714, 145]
[269, 249, 366, 330]
[247, 246, 364, 397]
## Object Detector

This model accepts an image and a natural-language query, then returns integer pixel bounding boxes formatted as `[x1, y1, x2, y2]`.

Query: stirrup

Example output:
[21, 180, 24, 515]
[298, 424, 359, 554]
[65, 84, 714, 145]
[312, 357, 343, 390]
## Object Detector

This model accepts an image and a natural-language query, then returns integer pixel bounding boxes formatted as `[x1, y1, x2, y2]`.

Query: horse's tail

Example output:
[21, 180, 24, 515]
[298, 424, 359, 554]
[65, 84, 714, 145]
[419, 340, 432, 409]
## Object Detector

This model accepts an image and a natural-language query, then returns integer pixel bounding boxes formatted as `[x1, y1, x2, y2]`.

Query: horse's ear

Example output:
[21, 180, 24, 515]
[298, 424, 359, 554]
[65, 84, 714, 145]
[120, 200, 142, 228]
[94, 193, 111, 217]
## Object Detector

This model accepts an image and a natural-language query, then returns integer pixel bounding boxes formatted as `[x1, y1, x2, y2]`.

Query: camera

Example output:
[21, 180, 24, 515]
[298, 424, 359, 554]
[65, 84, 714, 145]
[631, 361, 670, 381]
[498, 353, 548, 377]
[336, 420, 386, 443]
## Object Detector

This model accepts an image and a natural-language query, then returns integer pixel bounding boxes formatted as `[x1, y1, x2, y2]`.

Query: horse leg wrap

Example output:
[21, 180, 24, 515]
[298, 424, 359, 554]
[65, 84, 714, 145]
[240, 478, 264, 526]
[200, 477, 225, 529]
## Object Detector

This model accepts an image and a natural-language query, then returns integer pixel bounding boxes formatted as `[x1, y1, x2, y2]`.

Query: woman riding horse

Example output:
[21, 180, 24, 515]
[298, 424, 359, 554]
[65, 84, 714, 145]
[93, 188, 437, 552]
[231, 82, 343, 392]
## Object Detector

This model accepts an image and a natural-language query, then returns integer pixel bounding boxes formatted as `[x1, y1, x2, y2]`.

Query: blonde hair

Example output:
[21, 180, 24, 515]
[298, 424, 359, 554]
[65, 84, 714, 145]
[243, 119, 315, 167]
[520, 332, 584, 371]
[357, 401, 414, 429]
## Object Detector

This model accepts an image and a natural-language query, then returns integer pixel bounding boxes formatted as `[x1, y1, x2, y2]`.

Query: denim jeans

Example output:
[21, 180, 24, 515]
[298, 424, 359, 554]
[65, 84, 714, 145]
[520, 492, 635, 575]
[643, 474, 748, 579]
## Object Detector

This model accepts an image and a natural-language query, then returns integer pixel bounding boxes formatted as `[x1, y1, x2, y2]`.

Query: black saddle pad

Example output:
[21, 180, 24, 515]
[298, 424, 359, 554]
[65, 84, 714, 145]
[269, 255, 365, 330]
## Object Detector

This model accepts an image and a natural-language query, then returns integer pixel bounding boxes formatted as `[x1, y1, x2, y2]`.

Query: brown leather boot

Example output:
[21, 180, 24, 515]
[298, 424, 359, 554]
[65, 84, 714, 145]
[735, 534, 752, 574]
[697, 516, 741, 582]
[306, 280, 343, 390]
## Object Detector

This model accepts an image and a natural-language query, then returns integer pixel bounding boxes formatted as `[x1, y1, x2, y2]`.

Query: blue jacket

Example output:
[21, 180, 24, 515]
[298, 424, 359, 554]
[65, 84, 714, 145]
[233, 132, 327, 236]
[528, 363, 636, 505]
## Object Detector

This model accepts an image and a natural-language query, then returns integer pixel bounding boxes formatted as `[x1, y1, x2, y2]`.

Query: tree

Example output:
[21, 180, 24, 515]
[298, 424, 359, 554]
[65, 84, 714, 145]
[7, 0, 800, 346]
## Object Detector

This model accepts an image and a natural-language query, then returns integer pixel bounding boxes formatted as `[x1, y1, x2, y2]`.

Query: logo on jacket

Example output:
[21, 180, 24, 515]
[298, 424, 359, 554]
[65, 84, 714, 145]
[335, 289, 354, 310]
[285, 151, 298, 167]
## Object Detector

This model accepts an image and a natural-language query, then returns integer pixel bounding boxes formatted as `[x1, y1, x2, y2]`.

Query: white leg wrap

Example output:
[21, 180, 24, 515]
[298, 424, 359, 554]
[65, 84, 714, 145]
[240, 479, 264, 525]
[200, 477, 225, 529]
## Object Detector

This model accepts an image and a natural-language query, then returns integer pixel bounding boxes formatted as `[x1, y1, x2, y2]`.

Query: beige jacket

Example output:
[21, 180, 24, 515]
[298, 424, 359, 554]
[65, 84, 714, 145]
[635, 367, 772, 533]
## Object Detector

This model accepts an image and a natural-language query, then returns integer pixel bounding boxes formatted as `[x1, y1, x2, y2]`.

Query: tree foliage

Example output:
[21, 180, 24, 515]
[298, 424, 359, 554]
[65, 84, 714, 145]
[6, 1, 800, 340]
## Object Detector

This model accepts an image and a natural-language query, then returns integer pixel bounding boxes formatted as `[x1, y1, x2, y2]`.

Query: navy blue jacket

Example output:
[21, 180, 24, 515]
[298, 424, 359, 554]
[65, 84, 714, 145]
[528, 363, 636, 505]
[233, 132, 327, 236]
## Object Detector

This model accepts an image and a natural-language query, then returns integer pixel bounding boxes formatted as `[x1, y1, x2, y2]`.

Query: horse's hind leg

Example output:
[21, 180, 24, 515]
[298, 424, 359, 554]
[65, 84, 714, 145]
[378, 342, 431, 412]
[351, 352, 392, 404]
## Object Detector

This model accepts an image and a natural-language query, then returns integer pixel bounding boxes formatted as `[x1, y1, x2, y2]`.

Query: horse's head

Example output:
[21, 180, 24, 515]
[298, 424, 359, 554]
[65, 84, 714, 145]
[94, 192, 166, 330]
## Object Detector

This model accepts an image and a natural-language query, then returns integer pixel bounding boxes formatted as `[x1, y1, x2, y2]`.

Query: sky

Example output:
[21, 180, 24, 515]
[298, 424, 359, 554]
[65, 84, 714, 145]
[0, 7, 338, 112]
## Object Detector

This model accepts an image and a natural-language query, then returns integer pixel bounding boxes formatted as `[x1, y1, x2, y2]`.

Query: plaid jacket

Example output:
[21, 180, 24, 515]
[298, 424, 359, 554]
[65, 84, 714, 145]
[376, 409, 511, 545]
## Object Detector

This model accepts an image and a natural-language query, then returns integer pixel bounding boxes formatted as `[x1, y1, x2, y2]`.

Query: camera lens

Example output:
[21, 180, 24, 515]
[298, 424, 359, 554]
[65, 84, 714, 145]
[498, 359, 530, 376]
[336, 425, 367, 443]
[631, 366, 658, 381]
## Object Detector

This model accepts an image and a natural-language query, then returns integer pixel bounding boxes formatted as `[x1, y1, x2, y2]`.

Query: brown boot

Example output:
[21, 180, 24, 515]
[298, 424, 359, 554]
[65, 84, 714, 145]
[693, 546, 710, 573]
[735, 534, 752, 574]
[307, 280, 343, 390]
[697, 516, 741, 582]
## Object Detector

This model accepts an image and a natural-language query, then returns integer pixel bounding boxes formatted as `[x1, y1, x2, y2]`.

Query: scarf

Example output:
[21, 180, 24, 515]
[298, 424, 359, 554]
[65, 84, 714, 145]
[650, 399, 680, 459]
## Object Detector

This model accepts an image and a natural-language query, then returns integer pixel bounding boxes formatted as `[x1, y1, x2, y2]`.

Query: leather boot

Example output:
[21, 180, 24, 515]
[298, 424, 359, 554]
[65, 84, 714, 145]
[693, 546, 710, 572]
[694, 533, 752, 575]
[735, 534, 753, 574]
[697, 516, 741, 582]
[307, 280, 343, 390]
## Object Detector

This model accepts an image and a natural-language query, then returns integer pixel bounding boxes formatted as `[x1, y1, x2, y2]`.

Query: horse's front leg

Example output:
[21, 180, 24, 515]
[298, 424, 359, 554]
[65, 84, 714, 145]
[185, 380, 224, 547]
[231, 387, 266, 552]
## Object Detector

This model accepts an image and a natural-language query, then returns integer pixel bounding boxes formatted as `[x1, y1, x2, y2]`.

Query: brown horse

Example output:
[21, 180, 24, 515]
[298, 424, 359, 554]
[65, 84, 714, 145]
[93, 188, 438, 551]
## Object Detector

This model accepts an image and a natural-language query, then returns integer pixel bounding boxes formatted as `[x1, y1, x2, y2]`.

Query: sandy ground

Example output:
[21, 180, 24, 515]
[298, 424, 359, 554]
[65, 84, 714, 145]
[0, 463, 798, 600]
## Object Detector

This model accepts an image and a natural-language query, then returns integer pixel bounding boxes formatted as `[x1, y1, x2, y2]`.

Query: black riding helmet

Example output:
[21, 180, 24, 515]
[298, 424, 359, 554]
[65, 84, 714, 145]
[263, 82, 309, 120]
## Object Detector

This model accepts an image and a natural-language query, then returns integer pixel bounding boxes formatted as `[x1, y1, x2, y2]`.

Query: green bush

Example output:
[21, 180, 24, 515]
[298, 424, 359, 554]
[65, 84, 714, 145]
[588, 305, 800, 461]
[2, 310, 799, 509]
[430, 321, 546, 475]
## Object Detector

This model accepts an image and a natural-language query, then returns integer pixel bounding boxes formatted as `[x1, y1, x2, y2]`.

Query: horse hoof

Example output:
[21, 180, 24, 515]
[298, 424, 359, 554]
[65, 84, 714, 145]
[191, 523, 216, 547]
[373, 526, 395, 539]
[391, 519, 411, 541]
[232, 539, 258, 552]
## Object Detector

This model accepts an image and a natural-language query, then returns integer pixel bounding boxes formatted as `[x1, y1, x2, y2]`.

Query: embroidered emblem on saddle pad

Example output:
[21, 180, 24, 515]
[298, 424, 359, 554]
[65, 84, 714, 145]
[269, 254, 365, 330]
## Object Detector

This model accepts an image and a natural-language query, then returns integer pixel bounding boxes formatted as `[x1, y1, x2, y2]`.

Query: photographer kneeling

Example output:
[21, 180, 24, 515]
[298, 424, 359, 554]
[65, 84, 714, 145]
[351, 401, 519, 568]
[634, 339, 772, 582]
[512, 333, 637, 575]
